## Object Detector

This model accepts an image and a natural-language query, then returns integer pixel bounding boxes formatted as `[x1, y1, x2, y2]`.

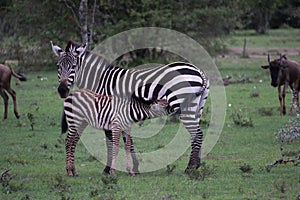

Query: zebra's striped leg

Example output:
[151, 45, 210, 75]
[125, 132, 135, 176]
[103, 131, 139, 175]
[65, 123, 86, 176]
[65, 128, 79, 176]
[122, 132, 139, 174]
[181, 117, 203, 173]
[111, 129, 121, 176]
[103, 130, 113, 175]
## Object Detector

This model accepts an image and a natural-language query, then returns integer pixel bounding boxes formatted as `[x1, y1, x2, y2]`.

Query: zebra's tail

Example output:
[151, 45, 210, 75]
[61, 110, 68, 134]
[196, 80, 210, 118]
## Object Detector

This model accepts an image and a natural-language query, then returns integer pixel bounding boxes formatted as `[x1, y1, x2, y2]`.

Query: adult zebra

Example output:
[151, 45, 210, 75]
[63, 89, 171, 176]
[51, 41, 210, 173]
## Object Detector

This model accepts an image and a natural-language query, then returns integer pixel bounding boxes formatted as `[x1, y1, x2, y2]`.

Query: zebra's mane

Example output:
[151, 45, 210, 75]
[106, 63, 128, 70]
[65, 41, 79, 52]
[65, 40, 91, 56]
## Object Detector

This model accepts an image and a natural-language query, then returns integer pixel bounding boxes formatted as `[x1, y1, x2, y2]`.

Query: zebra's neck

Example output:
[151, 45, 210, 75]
[75, 52, 112, 92]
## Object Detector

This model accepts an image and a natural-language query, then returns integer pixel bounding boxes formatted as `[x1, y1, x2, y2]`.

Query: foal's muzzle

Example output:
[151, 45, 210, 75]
[58, 82, 69, 98]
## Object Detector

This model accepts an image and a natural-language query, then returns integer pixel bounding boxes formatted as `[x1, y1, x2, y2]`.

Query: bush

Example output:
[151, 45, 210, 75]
[231, 108, 254, 127]
[269, 117, 300, 168]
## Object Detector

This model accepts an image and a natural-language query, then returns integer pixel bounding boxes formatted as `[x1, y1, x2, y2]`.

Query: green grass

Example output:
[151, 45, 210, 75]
[225, 28, 300, 48]
[1, 30, 300, 199]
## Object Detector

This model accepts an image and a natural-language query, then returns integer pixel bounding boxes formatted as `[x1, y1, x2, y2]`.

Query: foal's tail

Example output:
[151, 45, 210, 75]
[10, 67, 27, 81]
[61, 110, 68, 134]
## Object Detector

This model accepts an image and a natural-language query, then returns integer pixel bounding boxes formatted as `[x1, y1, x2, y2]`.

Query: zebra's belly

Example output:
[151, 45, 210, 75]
[88, 118, 111, 132]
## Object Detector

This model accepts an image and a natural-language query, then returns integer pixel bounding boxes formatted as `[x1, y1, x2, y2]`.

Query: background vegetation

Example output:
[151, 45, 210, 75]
[0, 0, 300, 68]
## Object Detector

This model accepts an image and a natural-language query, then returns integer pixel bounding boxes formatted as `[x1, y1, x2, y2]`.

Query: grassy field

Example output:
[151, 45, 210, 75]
[1, 29, 300, 199]
[225, 28, 300, 48]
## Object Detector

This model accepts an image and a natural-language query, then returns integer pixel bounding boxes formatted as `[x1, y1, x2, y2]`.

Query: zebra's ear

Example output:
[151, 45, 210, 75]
[51, 41, 63, 57]
[75, 43, 87, 57]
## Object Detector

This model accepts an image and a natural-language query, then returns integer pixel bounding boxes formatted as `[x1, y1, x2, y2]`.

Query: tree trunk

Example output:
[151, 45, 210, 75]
[254, 7, 270, 34]
[88, 0, 97, 49]
[79, 0, 88, 44]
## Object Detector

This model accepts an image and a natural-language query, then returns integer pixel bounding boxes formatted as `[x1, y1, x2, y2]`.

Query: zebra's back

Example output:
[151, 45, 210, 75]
[78, 58, 208, 112]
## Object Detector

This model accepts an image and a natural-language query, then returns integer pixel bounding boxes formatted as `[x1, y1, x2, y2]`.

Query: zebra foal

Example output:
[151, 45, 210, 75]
[62, 89, 171, 176]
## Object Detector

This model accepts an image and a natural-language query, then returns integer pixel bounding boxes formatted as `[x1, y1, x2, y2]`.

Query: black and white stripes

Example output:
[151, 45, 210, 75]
[63, 89, 171, 176]
[52, 41, 210, 173]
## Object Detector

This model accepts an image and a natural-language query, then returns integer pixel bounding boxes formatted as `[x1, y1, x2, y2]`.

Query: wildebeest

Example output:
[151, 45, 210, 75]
[0, 64, 27, 119]
[262, 54, 300, 115]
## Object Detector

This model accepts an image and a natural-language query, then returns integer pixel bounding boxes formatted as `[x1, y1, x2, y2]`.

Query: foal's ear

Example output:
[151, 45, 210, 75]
[261, 65, 269, 69]
[50, 41, 63, 57]
[75, 43, 87, 57]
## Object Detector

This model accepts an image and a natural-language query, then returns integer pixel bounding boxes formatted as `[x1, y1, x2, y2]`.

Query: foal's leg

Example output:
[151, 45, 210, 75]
[6, 88, 19, 118]
[0, 89, 8, 119]
[124, 130, 134, 176]
[65, 127, 77, 176]
[103, 130, 113, 175]
[122, 132, 139, 174]
[65, 122, 87, 176]
[111, 129, 121, 176]
[103, 130, 139, 175]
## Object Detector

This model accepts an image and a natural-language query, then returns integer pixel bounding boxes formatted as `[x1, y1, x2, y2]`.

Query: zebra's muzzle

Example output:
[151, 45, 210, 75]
[58, 82, 69, 98]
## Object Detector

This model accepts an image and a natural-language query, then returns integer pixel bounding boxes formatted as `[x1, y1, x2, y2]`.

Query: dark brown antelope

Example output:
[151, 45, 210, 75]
[0, 64, 27, 119]
[262, 54, 300, 115]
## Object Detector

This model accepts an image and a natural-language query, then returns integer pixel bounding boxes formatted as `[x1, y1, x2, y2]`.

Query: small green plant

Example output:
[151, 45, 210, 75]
[186, 162, 217, 180]
[270, 117, 300, 167]
[27, 112, 35, 131]
[239, 163, 253, 173]
[166, 164, 176, 175]
[257, 107, 275, 116]
[200, 106, 210, 127]
[273, 179, 287, 194]
[276, 118, 300, 143]
[231, 108, 253, 127]
[49, 173, 72, 199]
[89, 176, 118, 199]
[101, 175, 118, 190]
[0, 169, 22, 194]
[1, 169, 12, 192]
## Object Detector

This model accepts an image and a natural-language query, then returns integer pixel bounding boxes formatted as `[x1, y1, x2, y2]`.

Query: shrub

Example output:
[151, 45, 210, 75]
[186, 162, 217, 181]
[231, 108, 254, 127]
[269, 117, 300, 168]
